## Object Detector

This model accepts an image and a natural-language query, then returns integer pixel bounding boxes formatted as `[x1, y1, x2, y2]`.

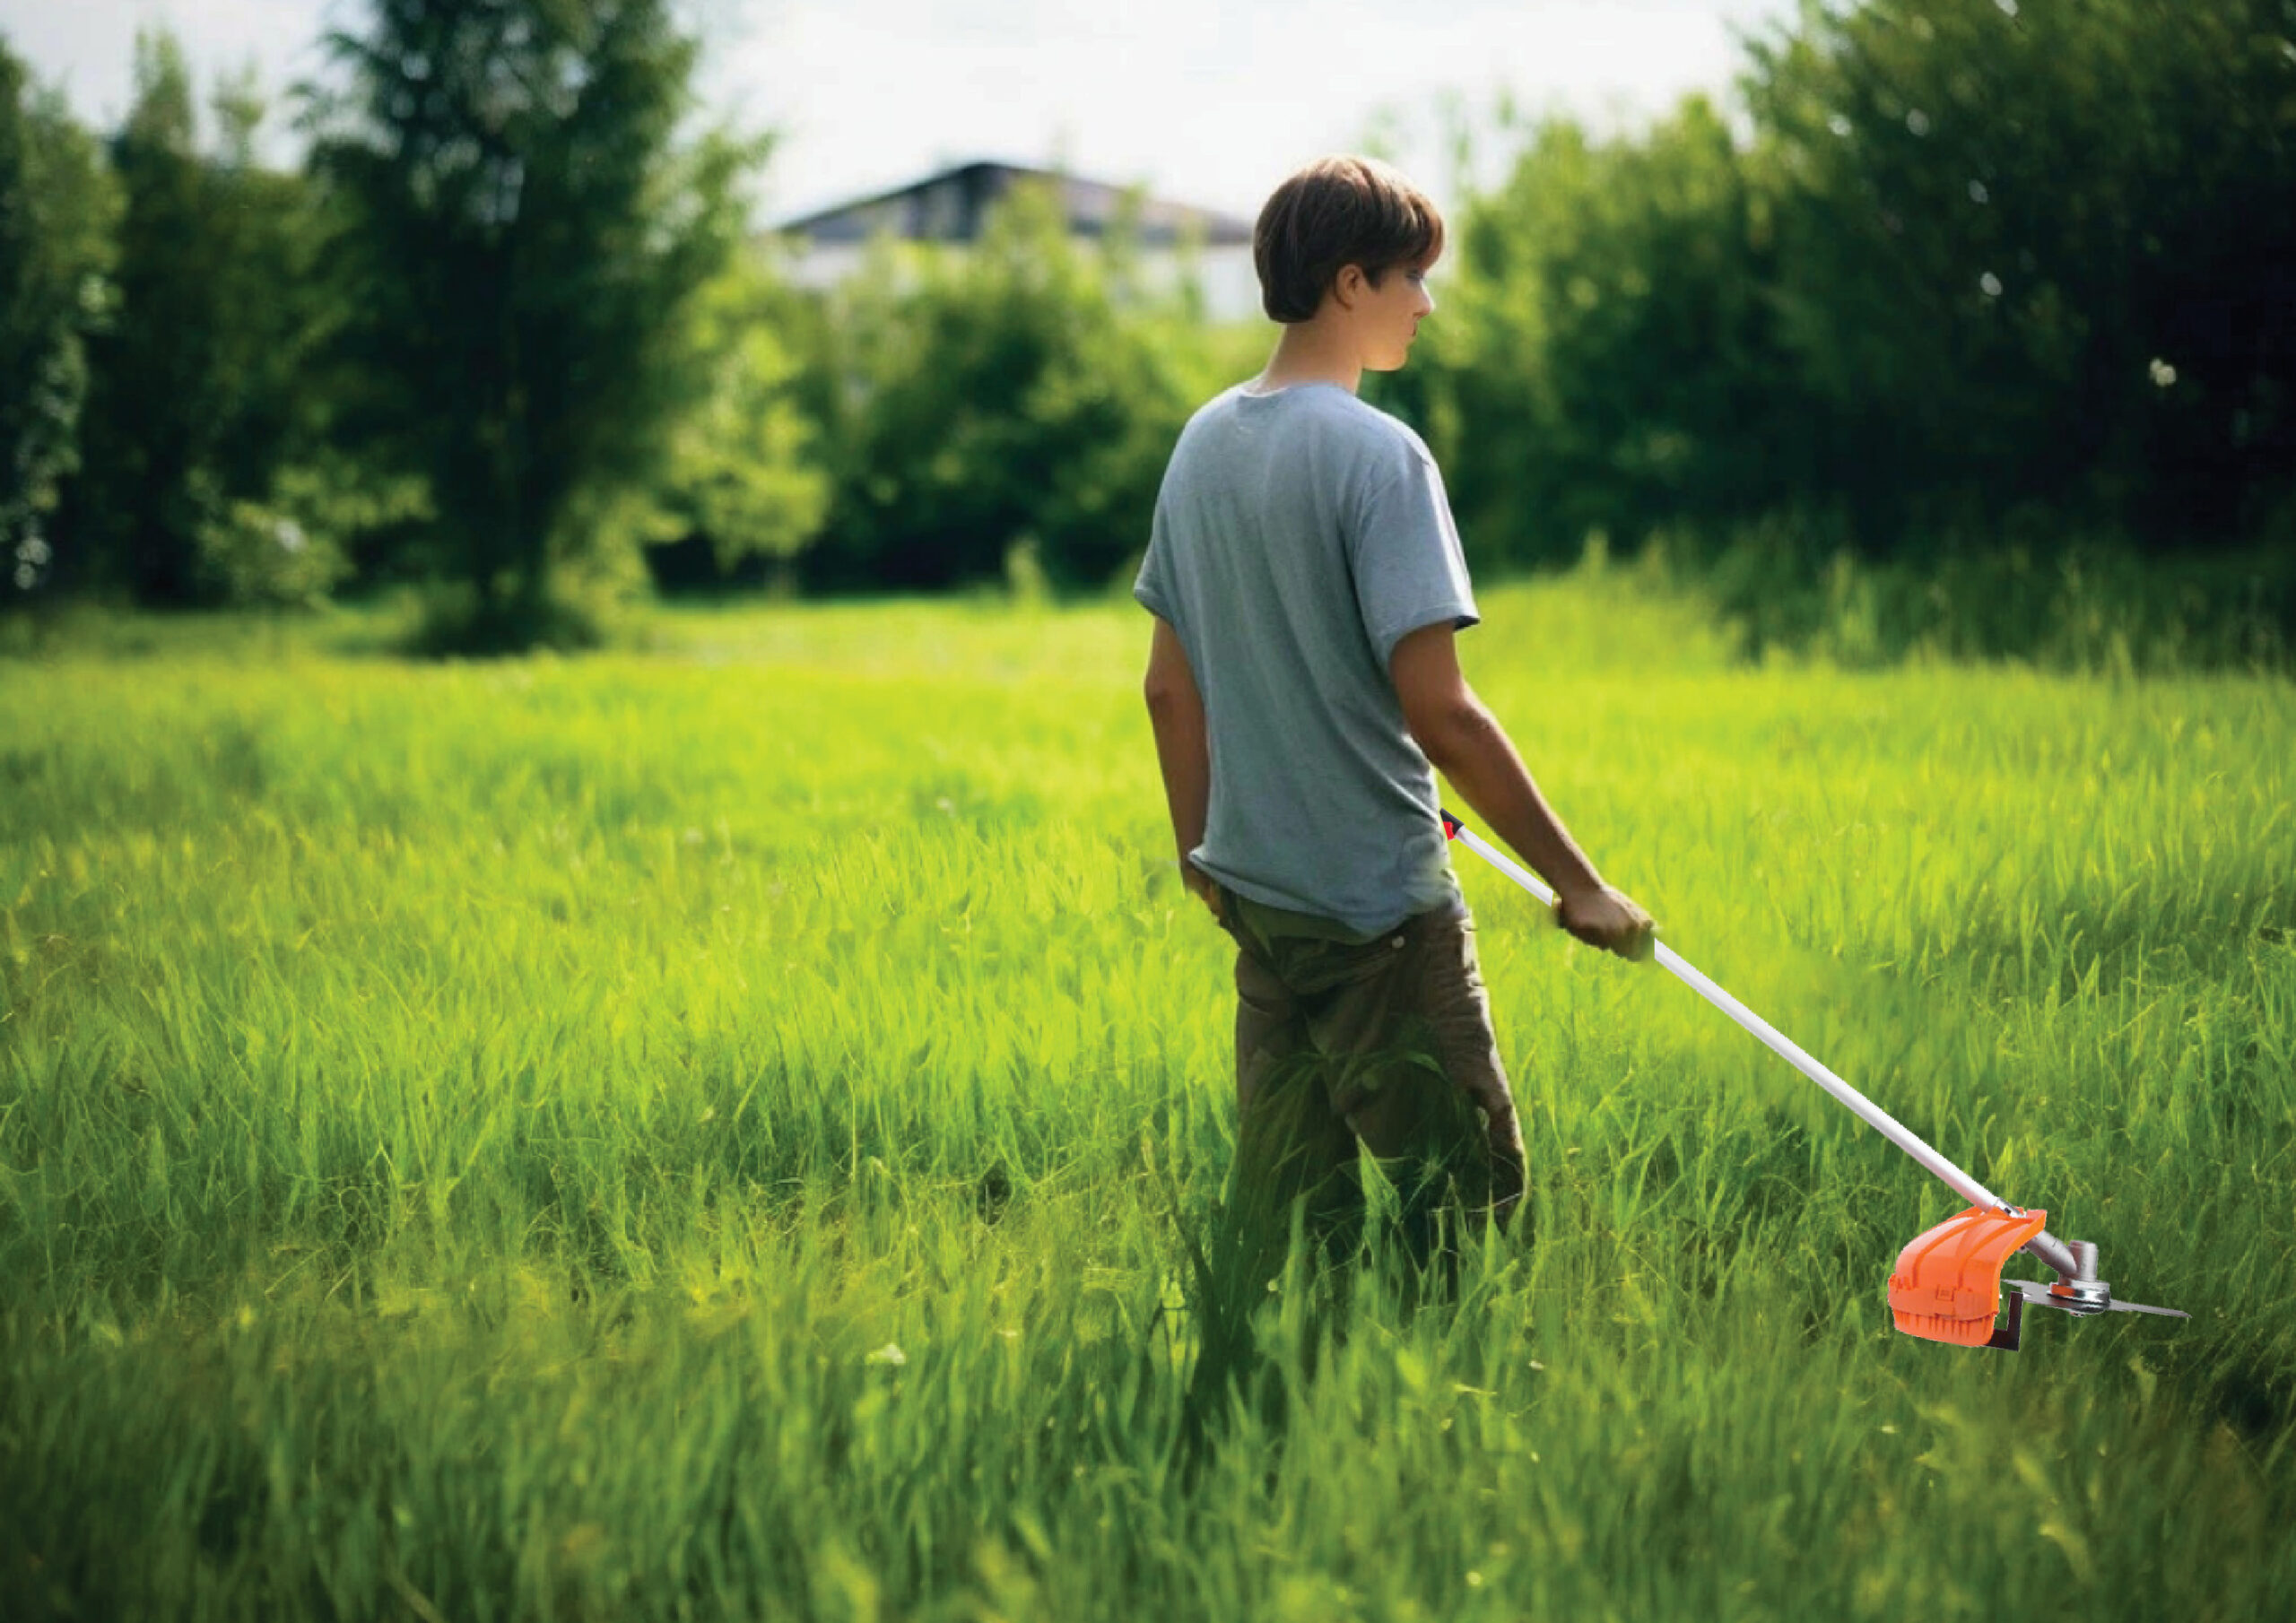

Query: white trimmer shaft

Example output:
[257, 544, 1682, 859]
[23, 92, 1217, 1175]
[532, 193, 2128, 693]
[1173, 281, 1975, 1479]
[1439, 809, 2187, 1339]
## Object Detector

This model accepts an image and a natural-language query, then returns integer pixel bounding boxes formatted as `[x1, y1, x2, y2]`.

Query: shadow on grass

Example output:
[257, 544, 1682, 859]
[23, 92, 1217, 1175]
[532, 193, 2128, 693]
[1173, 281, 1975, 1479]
[1143, 1134, 1510, 1488]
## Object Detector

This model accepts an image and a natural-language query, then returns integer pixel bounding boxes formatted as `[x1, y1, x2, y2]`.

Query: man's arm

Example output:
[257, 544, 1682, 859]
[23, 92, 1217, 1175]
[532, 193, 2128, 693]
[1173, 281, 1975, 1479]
[1390, 621, 1653, 957]
[1143, 616, 1220, 918]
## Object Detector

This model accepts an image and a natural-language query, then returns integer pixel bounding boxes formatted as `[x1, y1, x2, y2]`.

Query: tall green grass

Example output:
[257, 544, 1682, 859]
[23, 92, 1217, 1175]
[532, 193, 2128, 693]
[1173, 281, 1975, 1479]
[2, 580, 2291, 1620]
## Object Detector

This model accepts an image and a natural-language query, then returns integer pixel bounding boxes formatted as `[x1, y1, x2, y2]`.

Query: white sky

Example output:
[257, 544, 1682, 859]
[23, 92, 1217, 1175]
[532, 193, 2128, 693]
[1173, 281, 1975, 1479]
[1, 0, 1795, 223]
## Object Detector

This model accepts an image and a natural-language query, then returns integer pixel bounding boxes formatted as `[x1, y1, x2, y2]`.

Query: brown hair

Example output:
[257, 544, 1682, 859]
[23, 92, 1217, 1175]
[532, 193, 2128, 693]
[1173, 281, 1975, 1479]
[1252, 156, 1446, 324]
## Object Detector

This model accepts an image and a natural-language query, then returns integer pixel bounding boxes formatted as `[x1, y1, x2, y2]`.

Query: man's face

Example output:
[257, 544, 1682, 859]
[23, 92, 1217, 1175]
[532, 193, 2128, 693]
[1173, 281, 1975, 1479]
[1352, 257, 1437, 372]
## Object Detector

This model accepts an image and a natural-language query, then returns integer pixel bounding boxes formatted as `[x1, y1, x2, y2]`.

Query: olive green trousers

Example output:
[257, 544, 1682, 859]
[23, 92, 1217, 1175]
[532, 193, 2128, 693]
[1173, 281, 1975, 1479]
[1212, 881, 1528, 1271]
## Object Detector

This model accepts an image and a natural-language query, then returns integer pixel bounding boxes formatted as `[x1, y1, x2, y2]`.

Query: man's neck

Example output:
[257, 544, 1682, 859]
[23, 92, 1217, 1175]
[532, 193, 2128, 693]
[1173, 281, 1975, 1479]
[1253, 322, 1361, 395]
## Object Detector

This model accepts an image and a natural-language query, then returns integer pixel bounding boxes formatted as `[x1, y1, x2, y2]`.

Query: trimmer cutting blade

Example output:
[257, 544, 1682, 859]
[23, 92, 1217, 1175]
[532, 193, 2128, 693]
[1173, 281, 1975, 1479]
[1439, 809, 2193, 1353]
[1887, 1208, 2189, 1350]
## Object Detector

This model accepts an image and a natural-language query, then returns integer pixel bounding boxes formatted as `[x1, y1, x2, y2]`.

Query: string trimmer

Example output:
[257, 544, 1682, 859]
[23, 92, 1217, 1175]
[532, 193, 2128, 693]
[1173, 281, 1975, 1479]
[1441, 809, 2190, 1351]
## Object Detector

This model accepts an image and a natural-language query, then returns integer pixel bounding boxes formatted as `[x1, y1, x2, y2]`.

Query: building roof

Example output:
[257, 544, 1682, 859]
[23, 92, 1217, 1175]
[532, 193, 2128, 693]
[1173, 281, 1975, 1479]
[776, 161, 1255, 250]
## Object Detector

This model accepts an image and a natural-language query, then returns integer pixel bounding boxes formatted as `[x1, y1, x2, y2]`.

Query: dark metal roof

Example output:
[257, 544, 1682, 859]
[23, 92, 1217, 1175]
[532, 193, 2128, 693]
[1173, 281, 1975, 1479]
[776, 160, 1254, 249]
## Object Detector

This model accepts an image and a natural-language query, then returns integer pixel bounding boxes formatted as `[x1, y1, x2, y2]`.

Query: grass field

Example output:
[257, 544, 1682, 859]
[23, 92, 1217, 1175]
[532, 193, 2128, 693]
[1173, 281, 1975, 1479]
[3, 580, 2292, 1621]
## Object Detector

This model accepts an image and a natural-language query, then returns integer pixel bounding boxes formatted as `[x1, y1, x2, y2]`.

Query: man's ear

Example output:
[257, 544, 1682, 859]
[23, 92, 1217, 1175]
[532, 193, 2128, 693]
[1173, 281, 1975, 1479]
[1330, 264, 1368, 310]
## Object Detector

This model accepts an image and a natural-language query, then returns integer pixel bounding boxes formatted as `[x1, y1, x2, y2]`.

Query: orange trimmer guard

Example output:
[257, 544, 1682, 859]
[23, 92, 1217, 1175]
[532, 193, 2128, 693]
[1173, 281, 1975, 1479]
[1888, 1206, 2047, 1347]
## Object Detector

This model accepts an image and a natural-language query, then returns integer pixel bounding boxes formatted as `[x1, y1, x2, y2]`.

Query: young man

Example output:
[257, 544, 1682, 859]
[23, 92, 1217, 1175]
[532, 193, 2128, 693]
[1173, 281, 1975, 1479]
[1135, 155, 1653, 1269]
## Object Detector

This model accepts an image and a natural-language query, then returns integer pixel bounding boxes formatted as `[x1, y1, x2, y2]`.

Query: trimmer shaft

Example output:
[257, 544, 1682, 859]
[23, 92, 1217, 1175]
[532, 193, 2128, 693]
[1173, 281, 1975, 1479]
[1439, 809, 2194, 1356]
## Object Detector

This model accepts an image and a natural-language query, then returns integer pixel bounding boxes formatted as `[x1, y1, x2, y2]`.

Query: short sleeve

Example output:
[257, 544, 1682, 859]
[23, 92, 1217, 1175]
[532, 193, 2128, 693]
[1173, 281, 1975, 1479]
[1133, 491, 1179, 624]
[1346, 438, 1479, 669]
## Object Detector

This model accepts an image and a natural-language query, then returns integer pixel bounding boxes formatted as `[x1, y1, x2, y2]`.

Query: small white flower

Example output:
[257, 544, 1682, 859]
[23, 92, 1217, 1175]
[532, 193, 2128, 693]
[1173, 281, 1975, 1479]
[866, 1341, 907, 1367]
[2148, 358, 2178, 388]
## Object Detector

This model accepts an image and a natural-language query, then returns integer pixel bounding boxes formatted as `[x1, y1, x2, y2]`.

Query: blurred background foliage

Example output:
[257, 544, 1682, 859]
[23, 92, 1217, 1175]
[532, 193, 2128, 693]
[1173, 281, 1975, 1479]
[1, 0, 2292, 663]
[787, 185, 1250, 597]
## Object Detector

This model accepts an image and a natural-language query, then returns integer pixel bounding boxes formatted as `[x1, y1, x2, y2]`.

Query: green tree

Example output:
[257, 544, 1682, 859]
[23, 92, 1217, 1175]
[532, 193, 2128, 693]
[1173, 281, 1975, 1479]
[633, 244, 829, 588]
[1374, 0, 2294, 664]
[310, 0, 761, 648]
[804, 182, 1196, 594]
[0, 39, 117, 598]
[1742, 0, 2296, 555]
[1387, 97, 1798, 573]
[64, 33, 320, 605]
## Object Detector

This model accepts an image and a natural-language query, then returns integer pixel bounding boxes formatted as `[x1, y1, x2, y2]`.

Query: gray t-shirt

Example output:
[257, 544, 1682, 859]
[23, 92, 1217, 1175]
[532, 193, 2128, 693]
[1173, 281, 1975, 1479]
[1133, 381, 1477, 937]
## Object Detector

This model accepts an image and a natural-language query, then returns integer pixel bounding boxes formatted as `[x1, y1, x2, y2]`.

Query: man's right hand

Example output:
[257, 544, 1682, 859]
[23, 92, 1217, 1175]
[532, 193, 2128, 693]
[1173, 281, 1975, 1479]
[1555, 881, 1657, 961]
[1394, 624, 1657, 965]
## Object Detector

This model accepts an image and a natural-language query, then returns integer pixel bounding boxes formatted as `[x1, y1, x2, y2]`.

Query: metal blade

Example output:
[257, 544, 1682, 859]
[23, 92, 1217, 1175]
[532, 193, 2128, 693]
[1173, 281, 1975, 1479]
[2105, 1298, 2190, 1319]
[2004, 1278, 2188, 1320]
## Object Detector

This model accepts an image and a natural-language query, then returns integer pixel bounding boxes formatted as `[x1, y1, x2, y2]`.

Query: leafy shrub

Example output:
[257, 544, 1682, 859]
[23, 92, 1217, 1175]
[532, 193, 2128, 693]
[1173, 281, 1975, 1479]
[796, 181, 1219, 595]
[193, 457, 424, 609]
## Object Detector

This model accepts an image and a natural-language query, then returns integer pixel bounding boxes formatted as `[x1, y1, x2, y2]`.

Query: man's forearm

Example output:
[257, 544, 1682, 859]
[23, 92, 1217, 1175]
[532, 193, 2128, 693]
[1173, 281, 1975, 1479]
[1146, 690, 1211, 869]
[1427, 700, 1605, 903]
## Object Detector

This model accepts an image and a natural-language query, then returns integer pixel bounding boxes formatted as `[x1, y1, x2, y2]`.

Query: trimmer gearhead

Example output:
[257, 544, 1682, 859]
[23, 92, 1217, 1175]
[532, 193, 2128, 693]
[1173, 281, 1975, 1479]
[1890, 1207, 2191, 1351]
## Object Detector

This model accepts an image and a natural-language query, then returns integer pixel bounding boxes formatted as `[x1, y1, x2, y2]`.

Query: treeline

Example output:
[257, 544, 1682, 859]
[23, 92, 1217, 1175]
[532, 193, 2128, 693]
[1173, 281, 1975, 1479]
[2, 2, 824, 649]
[1381, 0, 2296, 664]
[0, 0, 1236, 649]
[4, 0, 2292, 664]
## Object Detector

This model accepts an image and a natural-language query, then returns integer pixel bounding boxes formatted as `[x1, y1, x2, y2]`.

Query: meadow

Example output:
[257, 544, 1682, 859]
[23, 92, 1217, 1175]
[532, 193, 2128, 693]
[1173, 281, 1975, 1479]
[2, 579, 2291, 1621]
